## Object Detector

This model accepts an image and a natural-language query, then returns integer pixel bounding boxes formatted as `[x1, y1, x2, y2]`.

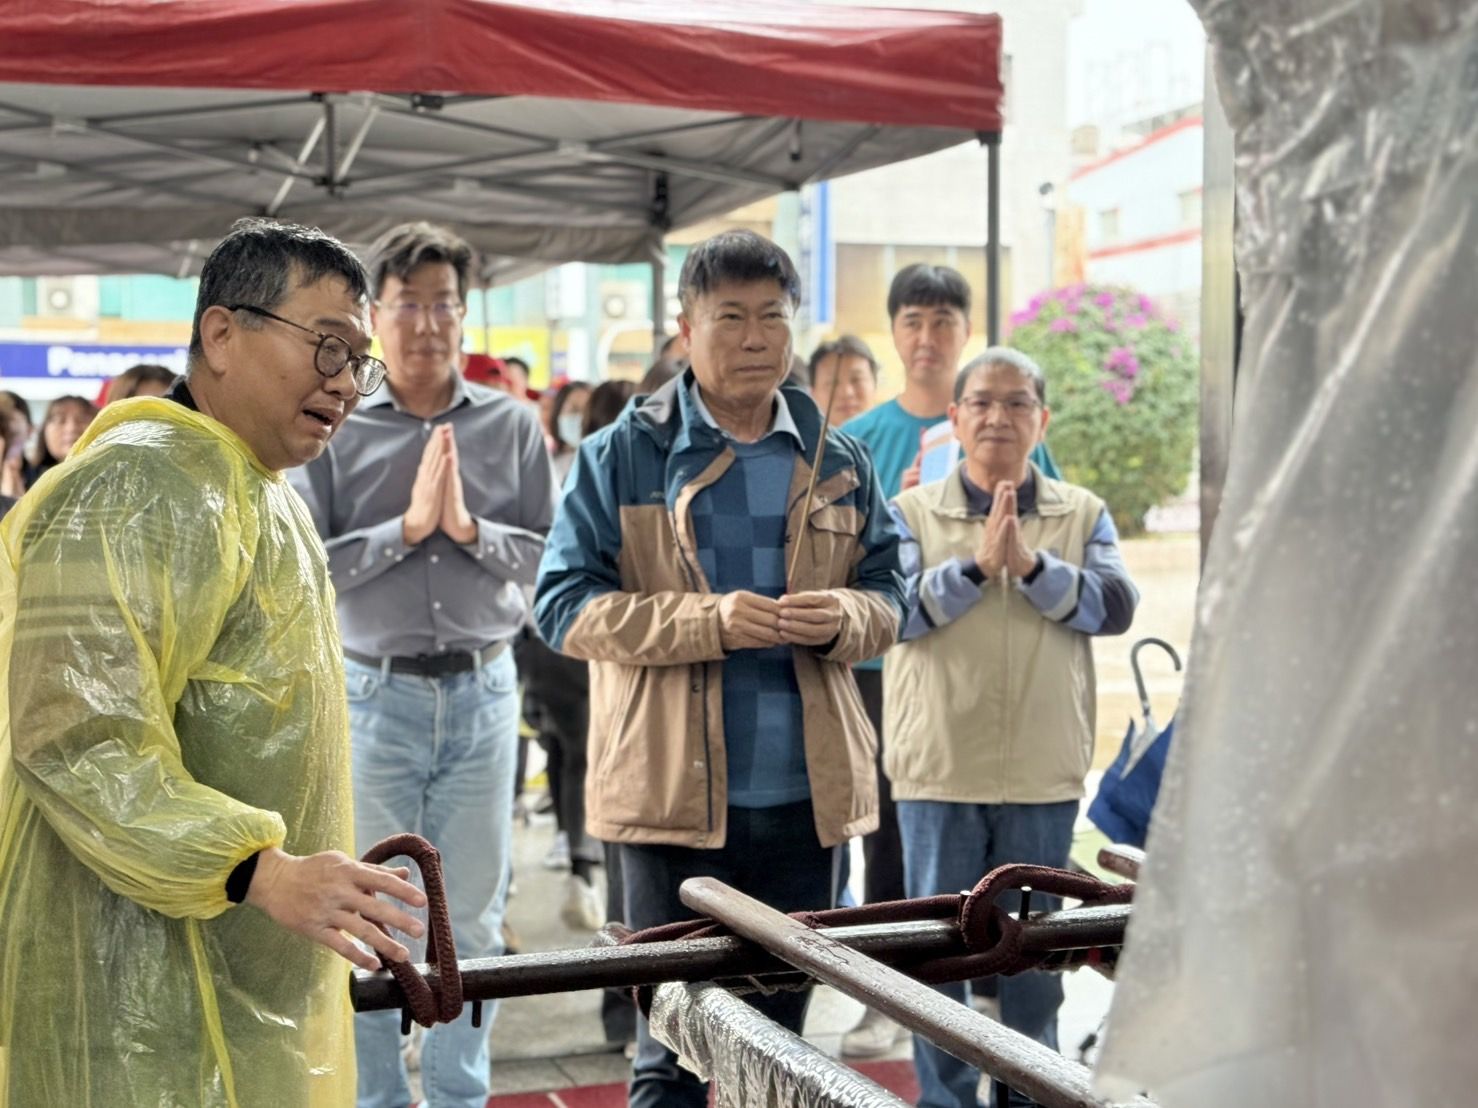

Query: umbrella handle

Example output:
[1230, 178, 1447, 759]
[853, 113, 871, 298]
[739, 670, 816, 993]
[1130, 636, 1182, 724]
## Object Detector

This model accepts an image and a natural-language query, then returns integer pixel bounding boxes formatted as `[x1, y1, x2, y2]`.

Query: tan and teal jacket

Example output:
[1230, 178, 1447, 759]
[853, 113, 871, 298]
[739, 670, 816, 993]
[533, 374, 905, 849]
[884, 465, 1138, 804]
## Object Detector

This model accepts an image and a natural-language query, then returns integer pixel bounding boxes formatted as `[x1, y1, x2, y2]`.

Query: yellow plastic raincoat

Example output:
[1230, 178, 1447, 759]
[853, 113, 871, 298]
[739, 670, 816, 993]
[0, 397, 355, 1107]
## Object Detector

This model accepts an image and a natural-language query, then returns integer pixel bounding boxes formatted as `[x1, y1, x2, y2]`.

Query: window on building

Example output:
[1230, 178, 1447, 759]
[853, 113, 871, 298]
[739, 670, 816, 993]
[1179, 188, 1202, 228]
[1098, 208, 1121, 244]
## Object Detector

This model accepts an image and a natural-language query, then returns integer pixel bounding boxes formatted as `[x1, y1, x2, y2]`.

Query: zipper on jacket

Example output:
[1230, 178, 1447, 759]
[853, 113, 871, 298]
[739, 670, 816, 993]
[1001, 564, 1012, 800]
[670, 502, 717, 836]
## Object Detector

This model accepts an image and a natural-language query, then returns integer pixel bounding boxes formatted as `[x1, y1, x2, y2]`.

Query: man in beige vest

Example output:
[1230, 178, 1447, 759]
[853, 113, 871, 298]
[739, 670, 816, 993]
[884, 347, 1138, 1108]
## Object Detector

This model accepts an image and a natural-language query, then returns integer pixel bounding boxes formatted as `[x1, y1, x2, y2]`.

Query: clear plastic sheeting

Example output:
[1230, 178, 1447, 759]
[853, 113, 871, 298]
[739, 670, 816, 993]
[648, 982, 909, 1108]
[1095, 3, 1478, 1106]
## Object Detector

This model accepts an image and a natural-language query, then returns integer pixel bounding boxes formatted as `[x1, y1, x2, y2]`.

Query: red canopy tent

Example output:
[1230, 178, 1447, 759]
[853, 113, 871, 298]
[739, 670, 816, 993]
[0, 0, 1006, 335]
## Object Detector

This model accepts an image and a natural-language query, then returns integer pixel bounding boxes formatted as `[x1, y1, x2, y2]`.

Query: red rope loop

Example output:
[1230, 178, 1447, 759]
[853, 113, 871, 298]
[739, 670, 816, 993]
[360, 833, 463, 1027]
[914, 863, 1134, 984]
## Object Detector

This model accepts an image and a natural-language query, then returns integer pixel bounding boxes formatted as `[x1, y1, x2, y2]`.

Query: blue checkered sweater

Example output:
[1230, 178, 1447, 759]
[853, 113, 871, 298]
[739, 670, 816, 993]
[691, 436, 809, 807]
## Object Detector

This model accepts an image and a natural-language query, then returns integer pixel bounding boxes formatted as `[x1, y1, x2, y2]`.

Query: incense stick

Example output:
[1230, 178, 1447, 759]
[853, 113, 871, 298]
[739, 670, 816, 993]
[786, 367, 843, 589]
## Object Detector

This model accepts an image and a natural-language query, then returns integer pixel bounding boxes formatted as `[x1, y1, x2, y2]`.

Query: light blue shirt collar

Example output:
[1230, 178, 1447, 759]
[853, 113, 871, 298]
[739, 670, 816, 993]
[688, 380, 804, 449]
[361, 370, 471, 414]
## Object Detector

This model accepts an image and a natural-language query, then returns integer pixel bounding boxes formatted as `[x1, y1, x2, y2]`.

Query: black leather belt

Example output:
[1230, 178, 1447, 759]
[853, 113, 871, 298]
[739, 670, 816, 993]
[344, 641, 507, 677]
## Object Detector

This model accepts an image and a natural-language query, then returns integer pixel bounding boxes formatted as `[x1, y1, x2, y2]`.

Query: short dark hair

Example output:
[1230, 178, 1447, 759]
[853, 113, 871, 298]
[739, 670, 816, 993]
[887, 264, 971, 321]
[108, 363, 178, 403]
[955, 347, 1048, 405]
[366, 221, 477, 302]
[677, 230, 801, 312]
[0, 393, 18, 456]
[502, 355, 530, 376]
[582, 379, 637, 439]
[638, 357, 684, 394]
[189, 218, 370, 365]
[808, 335, 879, 383]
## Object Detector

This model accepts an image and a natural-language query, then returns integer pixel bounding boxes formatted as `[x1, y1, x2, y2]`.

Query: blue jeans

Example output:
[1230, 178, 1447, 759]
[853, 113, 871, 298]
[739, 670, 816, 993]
[620, 801, 839, 1108]
[897, 799, 1078, 1108]
[346, 650, 519, 1108]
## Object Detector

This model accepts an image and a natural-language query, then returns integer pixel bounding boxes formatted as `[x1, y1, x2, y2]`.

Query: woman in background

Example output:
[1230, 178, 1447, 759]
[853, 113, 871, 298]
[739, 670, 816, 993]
[547, 381, 592, 485]
[105, 363, 177, 403]
[516, 379, 621, 938]
[21, 394, 96, 489]
[0, 393, 27, 517]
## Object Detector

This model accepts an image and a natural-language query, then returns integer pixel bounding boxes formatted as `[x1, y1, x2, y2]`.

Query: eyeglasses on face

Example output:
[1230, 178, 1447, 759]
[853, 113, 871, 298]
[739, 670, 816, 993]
[226, 304, 387, 396]
[958, 393, 1041, 417]
[379, 299, 464, 325]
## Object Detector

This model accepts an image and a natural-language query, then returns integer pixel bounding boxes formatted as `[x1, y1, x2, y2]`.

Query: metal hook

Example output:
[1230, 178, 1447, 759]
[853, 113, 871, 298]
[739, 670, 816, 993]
[1130, 637, 1182, 733]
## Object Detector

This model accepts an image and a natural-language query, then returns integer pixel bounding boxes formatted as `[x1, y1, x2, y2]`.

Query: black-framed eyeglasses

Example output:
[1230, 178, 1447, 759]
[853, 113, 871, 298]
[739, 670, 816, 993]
[226, 304, 387, 396]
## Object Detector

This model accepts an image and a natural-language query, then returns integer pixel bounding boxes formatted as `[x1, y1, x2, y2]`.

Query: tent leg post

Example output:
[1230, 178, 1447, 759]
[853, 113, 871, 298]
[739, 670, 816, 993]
[986, 133, 1001, 345]
[650, 250, 666, 358]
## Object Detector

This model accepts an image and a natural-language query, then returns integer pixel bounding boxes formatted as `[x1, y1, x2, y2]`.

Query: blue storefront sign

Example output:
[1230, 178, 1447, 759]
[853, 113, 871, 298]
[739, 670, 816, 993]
[0, 341, 188, 380]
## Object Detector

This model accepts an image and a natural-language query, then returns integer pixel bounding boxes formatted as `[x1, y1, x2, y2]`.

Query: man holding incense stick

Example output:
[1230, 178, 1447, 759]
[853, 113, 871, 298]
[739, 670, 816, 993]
[535, 229, 905, 1108]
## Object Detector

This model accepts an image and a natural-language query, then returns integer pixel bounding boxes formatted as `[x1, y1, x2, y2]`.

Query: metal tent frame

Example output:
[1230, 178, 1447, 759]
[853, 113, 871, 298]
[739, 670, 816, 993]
[0, 0, 1007, 343]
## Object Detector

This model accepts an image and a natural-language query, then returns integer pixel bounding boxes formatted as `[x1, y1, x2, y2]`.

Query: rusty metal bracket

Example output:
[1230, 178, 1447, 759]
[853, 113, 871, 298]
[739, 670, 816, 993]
[678, 877, 1153, 1108]
[350, 904, 1130, 1014]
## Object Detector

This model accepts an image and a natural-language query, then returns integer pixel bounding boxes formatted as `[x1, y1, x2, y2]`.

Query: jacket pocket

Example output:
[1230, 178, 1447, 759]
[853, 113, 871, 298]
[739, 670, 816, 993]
[592, 664, 642, 782]
[800, 504, 864, 591]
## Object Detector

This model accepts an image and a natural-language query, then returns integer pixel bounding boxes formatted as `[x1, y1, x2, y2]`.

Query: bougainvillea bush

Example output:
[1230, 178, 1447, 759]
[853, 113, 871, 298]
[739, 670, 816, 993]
[1008, 284, 1197, 536]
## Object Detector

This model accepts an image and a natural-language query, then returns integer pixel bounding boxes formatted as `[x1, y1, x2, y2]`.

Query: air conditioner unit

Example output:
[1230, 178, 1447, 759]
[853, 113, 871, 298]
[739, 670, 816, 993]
[35, 276, 99, 321]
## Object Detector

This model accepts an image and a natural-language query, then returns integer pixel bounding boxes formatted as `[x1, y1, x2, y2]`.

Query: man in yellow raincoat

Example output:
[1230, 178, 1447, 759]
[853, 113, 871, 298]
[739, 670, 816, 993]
[0, 218, 428, 1107]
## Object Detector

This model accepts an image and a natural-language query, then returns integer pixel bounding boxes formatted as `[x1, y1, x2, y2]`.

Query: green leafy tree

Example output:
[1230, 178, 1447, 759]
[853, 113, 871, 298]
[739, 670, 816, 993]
[1008, 284, 1198, 536]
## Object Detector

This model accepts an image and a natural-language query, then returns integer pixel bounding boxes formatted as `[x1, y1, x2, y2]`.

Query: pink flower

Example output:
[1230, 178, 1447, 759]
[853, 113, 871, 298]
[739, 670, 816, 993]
[1166, 318, 1182, 332]
[1028, 293, 1046, 311]
[1010, 307, 1039, 327]
[1106, 345, 1142, 379]
[1125, 313, 1148, 329]
[1048, 316, 1078, 333]
[1099, 378, 1134, 405]
[1094, 292, 1116, 308]
[1137, 294, 1155, 314]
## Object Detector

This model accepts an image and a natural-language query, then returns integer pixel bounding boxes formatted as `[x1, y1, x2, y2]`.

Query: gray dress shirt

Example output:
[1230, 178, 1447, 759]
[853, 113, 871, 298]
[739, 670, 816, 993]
[291, 374, 555, 657]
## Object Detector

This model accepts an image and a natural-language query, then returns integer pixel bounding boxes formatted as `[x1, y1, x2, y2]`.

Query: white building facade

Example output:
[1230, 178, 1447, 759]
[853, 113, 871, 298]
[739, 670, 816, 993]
[1066, 115, 1203, 333]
